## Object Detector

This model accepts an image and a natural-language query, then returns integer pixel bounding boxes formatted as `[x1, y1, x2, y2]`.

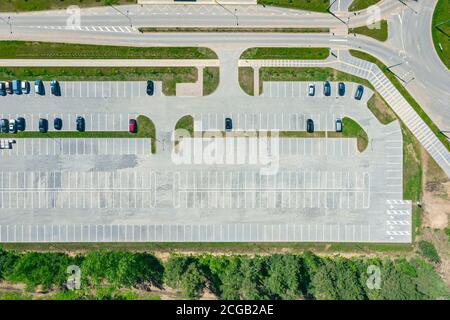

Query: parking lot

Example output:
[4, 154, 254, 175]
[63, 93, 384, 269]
[0, 80, 411, 243]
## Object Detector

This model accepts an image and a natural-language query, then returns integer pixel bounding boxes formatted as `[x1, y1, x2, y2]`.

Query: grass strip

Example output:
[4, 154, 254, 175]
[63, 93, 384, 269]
[328, 117, 369, 152]
[349, 20, 388, 42]
[238, 67, 254, 96]
[203, 67, 220, 96]
[348, 0, 381, 12]
[0, 0, 136, 12]
[257, 0, 329, 13]
[240, 47, 330, 60]
[0, 41, 217, 59]
[349, 49, 450, 151]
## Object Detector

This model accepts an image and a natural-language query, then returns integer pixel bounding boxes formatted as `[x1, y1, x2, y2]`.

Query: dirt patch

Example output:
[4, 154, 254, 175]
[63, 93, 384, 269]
[421, 148, 450, 229]
[419, 229, 450, 287]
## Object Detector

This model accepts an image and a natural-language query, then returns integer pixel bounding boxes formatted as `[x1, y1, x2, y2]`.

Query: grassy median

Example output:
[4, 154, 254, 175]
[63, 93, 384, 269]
[0, 41, 218, 59]
[241, 47, 330, 60]
[257, 0, 329, 12]
[348, 0, 381, 11]
[238, 67, 255, 96]
[349, 20, 388, 42]
[203, 67, 220, 96]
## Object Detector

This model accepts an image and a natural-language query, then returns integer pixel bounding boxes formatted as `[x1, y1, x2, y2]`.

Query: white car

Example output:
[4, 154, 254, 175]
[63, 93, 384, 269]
[308, 84, 315, 96]
[8, 119, 16, 133]
[21, 81, 30, 94]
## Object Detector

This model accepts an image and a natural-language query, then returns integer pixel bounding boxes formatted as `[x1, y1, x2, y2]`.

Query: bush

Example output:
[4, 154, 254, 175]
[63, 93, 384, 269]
[417, 241, 441, 264]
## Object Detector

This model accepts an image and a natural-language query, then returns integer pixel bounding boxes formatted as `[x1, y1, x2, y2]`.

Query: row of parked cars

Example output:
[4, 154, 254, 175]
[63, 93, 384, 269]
[0, 80, 60, 96]
[1, 117, 139, 134]
[308, 82, 364, 100]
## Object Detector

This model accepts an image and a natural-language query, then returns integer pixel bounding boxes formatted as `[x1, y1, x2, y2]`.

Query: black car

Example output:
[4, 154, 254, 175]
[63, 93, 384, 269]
[76, 116, 85, 132]
[306, 119, 314, 133]
[39, 118, 48, 133]
[323, 81, 331, 96]
[1, 119, 9, 133]
[355, 85, 364, 100]
[16, 117, 26, 131]
[50, 80, 60, 96]
[54, 118, 63, 130]
[146, 80, 154, 96]
[225, 117, 233, 131]
[338, 82, 345, 96]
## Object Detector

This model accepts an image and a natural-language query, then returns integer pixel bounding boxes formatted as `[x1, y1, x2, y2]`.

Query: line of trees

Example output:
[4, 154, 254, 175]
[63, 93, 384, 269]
[0, 248, 448, 300]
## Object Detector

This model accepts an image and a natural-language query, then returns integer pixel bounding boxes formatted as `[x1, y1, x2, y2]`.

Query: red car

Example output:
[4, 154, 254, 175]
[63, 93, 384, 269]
[129, 119, 137, 133]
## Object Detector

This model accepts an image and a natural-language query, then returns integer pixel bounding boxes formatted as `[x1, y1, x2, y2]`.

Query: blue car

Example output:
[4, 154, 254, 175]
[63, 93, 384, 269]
[50, 80, 60, 96]
[323, 81, 331, 96]
[34, 80, 44, 95]
[355, 85, 364, 100]
[338, 82, 345, 96]
[225, 118, 233, 131]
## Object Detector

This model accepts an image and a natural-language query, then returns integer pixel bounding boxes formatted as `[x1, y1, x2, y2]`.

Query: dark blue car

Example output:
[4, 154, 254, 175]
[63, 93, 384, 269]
[225, 118, 232, 131]
[323, 81, 331, 96]
[338, 82, 345, 96]
[355, 85, 364, 100]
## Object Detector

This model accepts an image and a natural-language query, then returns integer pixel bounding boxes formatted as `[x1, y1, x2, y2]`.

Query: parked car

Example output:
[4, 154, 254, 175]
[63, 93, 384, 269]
[5, 81, 13, 94]
[335, 118, 343, 132]
[50, 80, 60, 96]
[54, 118, 63, 130]
[16, 117, 26, 131]
[0, 82, 6, 96]
[8, 119, 16, 133]
[323, 81, 331, 96]
[35, 80, 44, 95]
[338, 82, 345, 96]
[129, 119, 137, 133]
[1, 119, 9, 133]
[39, 118, 48, 133]
[12, 80, 21, 95]
[146, 80, 154, 96]
[306, 119, 314, 133]
[308, 84, 315, 96]
[21, 81, 30, 94]
[355, 85, 364, 100]
[225, 117, 233, 131]
[76, 116, 85, 132]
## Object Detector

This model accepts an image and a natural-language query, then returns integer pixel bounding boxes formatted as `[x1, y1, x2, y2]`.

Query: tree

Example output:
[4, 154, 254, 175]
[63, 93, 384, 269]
[263, 254, 303, 300]
[180, 264, 206, 299]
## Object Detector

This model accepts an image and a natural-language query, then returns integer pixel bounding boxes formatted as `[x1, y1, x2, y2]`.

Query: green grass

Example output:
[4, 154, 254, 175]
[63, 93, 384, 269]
[279, 131, 326, 138]
[348, 0, 381, 12]
[202, 67, 220, 96]
[349, 49, 450, 151]
[0, 241, 413, 254]
[0, 115, 157, 153]
[241, 47, 330, 60]
[139, 27, 329, 33]
[175, 115, 194, 137]
[238, 67, 254, 96]
[431, 0, 450, 69]
[257, 0, 329, 13]
[402, 124, 423, 239]
[349, 20, 388, 42]
[0, 41, 217, 59]
[0, 66, 197, 96]
[417, 240, 441, 264]
[367, 93, 397, 125]
[0, 0, 136, 12]
[328, 117, 369, 152]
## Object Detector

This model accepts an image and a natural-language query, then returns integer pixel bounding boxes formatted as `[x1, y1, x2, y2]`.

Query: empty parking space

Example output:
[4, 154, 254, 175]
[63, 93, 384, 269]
[194, 112, 344, 132]
[0, 171, 157, 209]
[0, 138, 151, 157]
[173, 170, 370, 210]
